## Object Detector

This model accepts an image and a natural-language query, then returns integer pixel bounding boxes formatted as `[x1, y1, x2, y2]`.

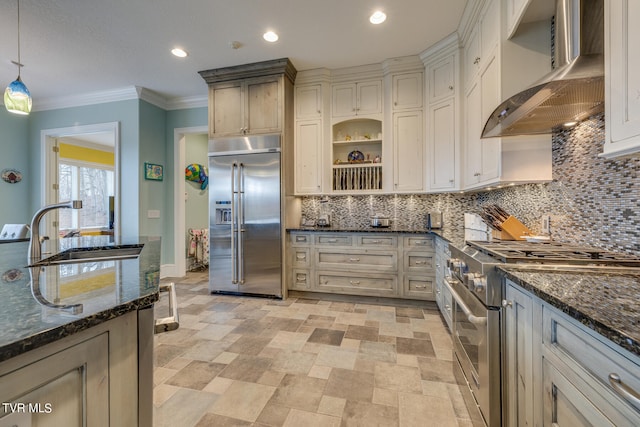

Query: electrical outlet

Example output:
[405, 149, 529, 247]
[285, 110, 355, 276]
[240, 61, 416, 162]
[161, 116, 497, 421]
[541, 215, 551, 234]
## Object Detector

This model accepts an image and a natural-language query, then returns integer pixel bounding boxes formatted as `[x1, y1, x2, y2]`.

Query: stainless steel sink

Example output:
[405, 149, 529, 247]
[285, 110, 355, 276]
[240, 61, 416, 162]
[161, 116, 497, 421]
[29, 244, 143, 266]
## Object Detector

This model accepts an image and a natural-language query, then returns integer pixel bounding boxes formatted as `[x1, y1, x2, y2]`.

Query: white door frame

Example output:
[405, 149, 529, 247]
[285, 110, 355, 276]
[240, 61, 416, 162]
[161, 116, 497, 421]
[41, 122, 121, 239]
[172, 126, 208, 277]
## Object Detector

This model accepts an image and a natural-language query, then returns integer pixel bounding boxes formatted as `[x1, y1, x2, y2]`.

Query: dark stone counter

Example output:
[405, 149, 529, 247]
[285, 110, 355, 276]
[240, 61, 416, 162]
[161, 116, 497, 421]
[499, 265, 640, 358]
[286, 227, 464, 246]
[0, 236, 161, 363]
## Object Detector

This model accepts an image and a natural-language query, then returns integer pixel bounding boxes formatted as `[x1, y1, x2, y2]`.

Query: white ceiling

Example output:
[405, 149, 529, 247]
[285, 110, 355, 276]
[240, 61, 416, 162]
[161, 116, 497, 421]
[0, 0, 468, 109]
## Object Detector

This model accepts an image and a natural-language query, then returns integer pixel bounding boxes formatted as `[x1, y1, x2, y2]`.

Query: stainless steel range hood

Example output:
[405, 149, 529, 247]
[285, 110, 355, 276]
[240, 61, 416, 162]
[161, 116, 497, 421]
[482, 0, 604, 138]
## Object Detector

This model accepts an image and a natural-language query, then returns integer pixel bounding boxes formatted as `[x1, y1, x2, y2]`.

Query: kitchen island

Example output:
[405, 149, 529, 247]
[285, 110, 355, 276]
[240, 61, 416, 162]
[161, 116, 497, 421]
[0, 236, 161, 427]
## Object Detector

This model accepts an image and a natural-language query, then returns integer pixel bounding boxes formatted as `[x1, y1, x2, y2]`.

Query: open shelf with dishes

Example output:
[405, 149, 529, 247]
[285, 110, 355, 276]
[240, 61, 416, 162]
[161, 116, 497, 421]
[331, 118, 383, 191]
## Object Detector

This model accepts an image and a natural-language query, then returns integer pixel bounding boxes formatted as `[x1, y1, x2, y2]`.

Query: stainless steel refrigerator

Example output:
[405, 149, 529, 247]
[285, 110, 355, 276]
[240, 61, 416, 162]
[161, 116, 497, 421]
[208, 134, 282, 297]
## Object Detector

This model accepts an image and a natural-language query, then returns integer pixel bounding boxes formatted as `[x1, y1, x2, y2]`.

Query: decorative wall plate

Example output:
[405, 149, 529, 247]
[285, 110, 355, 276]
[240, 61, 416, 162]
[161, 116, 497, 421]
[1, 169, 22, 184]
[2, 268, 25, 283]
[348, 150, 364, 162]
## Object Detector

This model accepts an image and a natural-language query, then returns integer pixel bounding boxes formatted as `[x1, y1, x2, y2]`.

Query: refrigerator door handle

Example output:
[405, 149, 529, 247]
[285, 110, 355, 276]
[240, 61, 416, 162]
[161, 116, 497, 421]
[238, 162, 245, 284]
[231, 162, 238, 284]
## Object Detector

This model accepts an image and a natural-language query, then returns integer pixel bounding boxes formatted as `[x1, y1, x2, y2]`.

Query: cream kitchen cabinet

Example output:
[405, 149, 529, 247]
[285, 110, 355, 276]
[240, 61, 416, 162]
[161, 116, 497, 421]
[332, 80, 383, 118]
[295, 120, 323, 194]
[286, 231, 436, 300]
[461, 0, 553, 191]
[602, 0, 640, 159]
[392, 110, 424, 192]
[503, 281, 540, 427]
[464, 53, 501, 187]
[296, 84, 323, 120]
[423, 37, 461, 192]
[207, 76, 281, 137]
[391, 72, 423, 110]
[434, 236, 452, 330]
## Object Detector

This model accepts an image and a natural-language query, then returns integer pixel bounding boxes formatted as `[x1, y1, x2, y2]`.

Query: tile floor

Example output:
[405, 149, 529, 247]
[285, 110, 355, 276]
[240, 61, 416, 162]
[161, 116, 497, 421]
[153, 272, 473, 426]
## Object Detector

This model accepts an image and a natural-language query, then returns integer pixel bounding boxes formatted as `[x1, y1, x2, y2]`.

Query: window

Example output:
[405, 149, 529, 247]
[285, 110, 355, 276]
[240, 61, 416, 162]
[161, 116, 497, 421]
[58, 161, 114, 234]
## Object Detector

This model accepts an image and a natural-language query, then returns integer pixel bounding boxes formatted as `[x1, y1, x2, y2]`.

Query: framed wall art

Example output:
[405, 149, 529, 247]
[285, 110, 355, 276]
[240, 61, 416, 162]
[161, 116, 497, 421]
[144, 162, 163, 181]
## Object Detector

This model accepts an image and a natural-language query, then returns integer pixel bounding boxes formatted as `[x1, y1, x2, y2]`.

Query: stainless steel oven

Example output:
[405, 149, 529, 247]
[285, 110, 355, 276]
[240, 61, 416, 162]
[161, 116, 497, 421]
[445, 250, 502, 427]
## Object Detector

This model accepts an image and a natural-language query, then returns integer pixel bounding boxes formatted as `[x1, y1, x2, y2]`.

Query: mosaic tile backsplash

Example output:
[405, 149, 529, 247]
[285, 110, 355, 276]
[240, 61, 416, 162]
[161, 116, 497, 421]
[300, 113, 640, 255]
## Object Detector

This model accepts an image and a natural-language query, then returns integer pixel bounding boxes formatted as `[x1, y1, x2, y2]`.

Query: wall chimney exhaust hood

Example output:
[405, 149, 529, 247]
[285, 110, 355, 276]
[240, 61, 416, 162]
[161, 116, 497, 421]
[482, 0, 604, 138]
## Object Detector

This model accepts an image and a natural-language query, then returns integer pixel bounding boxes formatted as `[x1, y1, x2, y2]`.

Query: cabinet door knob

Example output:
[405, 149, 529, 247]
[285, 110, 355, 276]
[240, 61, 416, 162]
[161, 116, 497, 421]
[474, 57, 481, 65]
[502, 300, 513, 308]
[449, 179, 454, 183]
[449, 85, 454, 90]
[349, 280, 361, 285]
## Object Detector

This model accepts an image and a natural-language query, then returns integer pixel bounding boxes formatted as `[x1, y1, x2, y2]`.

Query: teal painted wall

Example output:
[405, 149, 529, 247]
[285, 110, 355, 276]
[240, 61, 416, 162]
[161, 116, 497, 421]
[138, 101, 167, 239]
[0, 109, 30, 225]
[27, 100, 141, 237]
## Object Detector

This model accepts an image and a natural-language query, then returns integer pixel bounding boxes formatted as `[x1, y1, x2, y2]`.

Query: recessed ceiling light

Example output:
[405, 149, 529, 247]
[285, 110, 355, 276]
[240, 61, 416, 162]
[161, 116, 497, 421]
[171, 48, 188, 58]
[263, 31, 279, 42]
[369, 11, 387, 24]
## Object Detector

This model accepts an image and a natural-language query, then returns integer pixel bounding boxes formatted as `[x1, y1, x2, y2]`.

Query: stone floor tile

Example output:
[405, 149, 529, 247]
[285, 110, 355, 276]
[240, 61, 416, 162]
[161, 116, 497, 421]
[307, 328, 345, 346]
[165, 360, 227, 390]
[379, 322, 415, 338]
[374, 363, 423, 393]
[421, 380, 449, 397]
[154, 388, 219, 427]
[181, 340, 229, 362]
[257, 370, 286, 387]
[281, 409, 340, 427]
[256, 402, 291, 426]
[318, 395, 347, 417]
[194, 413, 252, 426]
[268, 373, 327, 412]
[334, 312, 367, 326]
[268, 330, 311, 351]
[396, 353, 419, 368]
[398, 392, 458, 427]
[324, 368, 375, 402]
[340, 337, 361, 350]
[154, 367, 178, 386]
[202, 376, 234, 394]
[315, 346, 358, 370]
[192, 323, 236, 341]
[372, 387, 399, 408]
[308, 364, 332, 379]
[396, 337, 436, 357]
[270, 350, 316, 375]
[155, 344, 187, 367]
[344, 325, 379, 342]
[218, 355, 273, 383]
[358, 341, 397, 364]
[153, 383, 180, 406]
[212, 351, 238, 364]
[225, 335, 272, 356]
[396, 307, 425, 319]
[417, 356, 457, 384]
[396, 316, 411, 324]
[328, 302, 356, 312]
[365, 309, 396, 323]
[341, 400, 399, 427]
[208, 380, 276, 422]
[163, 356, 193, 371]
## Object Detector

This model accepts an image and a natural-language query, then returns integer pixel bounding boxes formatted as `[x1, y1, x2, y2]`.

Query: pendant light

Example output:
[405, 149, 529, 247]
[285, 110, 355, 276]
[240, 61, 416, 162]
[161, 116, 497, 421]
[4, 0, 32, 115]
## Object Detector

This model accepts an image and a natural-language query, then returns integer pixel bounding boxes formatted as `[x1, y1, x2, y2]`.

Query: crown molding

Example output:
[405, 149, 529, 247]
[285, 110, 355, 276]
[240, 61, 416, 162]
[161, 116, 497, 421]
[30, 85, 206, 112]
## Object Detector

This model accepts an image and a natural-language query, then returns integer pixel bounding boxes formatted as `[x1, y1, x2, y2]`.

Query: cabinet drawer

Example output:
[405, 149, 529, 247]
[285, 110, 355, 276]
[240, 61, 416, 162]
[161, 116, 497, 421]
[404, 252, 435, 271]
[402, 276, 436, 300]
[290, 248, 310, 267]
[316, 249, 397, 272]
[543, 306, 640, 417]
[290, 269, 312, 290]
[439, 279, 453, 332]
[317, 272, 397, 295]
[356, 235, 398, 248]
[316, 234, 352, 246]
[403, 236, 435, 250]
[290, 233, 312, 246]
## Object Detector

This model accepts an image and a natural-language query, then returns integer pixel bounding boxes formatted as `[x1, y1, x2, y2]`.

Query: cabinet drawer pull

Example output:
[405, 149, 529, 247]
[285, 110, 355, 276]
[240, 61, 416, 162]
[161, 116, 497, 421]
[349, 258, 360, 262]
[296, 236, 307, 242]
[415, 241, 429, 245]
[370, 240, 383, 244]
[609, 373, 640, 410]
[349, 280, 361, 285]
[414, 285, 427, 289]
[327, 238, 338, 243]
[296, 275, 307, 282]
[296, 254, 306, 260]
[415, 260, 427, 265]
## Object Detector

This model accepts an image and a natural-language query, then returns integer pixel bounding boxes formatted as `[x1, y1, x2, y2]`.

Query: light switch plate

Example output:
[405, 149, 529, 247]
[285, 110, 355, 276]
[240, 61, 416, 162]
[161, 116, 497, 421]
[147, 210, 161, 219]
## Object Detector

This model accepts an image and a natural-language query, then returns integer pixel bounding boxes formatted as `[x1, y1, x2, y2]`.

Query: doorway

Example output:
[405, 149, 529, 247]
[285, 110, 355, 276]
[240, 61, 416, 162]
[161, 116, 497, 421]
[172, 126, 208, 277]
[41, 122, 120, 240]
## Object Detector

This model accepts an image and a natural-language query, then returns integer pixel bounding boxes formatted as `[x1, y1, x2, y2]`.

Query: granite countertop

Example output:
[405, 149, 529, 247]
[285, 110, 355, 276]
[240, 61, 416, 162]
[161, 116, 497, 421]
[0, 236, 161, 363]
[498, 265, 640, 358]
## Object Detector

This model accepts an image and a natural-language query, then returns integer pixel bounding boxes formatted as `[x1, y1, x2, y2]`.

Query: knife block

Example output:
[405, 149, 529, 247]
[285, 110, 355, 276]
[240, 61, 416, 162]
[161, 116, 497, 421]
[491, 216, 531, 241]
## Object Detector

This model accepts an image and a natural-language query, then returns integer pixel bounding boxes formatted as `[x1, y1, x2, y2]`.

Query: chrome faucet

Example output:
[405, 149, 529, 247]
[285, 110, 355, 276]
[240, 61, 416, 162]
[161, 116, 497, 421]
[28, 200, 83, 262]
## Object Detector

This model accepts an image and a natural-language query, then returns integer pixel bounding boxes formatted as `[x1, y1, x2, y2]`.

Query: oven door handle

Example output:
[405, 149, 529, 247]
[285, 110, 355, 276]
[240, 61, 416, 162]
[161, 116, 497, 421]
[442, 278, 487, 326]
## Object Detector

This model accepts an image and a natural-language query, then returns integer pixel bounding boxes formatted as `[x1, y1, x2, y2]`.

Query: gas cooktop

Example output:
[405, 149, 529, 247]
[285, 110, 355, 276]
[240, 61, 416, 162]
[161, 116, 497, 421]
[466, 240, 640, 266]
